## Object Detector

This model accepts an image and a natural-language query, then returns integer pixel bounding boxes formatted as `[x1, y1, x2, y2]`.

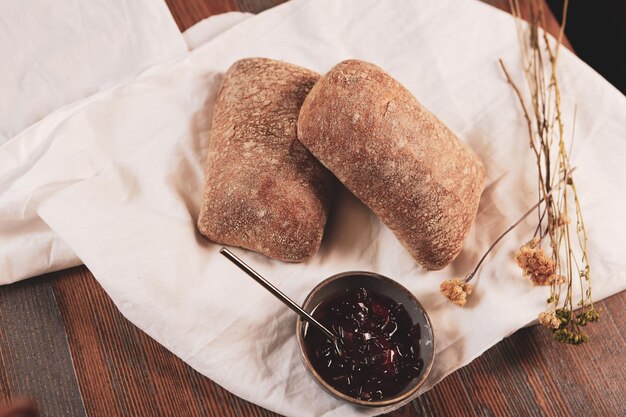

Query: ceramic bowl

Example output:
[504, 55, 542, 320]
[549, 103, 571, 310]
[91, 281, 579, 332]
[295, 271, 435, 407]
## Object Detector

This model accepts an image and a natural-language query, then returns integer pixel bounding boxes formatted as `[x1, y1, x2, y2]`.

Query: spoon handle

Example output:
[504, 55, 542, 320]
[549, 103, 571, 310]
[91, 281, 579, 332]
[219, 248, 335, 340]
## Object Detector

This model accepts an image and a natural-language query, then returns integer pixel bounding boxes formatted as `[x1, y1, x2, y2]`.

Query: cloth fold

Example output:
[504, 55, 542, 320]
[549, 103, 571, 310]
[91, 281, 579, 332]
[0, 0, 186, 144]
[0, 9, 249, 284]
[2, 0, 626, 416]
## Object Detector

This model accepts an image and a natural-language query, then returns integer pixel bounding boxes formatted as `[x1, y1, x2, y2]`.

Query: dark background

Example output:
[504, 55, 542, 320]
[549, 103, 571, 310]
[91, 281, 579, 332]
[547, 0, 626, 94]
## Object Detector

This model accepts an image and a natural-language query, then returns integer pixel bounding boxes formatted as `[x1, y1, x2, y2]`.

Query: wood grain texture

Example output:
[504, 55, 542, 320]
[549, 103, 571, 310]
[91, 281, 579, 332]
[164, 0, 238, 32]
[4, 267, 621, 417]
[50, 266, 278, 417]
[0, 1, 623, 417]
[163, 0, 287, 31]
[416, 292, 626, 417]
[0, 278, 86, 417]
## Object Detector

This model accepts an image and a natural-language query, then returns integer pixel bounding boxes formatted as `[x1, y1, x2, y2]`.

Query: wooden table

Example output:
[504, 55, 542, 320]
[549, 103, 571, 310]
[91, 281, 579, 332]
[1, 1, 624, 416]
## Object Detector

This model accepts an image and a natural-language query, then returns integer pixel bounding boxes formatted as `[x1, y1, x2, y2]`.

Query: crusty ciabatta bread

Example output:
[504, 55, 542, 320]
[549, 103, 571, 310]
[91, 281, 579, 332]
[297, 59, 485, 270]
[198, 58, 334, 262]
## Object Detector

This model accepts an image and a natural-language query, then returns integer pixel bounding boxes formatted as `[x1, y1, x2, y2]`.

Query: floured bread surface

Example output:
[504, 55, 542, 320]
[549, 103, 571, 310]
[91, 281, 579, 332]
[297, 60, 485, 270]
[198, 58, 334, 262]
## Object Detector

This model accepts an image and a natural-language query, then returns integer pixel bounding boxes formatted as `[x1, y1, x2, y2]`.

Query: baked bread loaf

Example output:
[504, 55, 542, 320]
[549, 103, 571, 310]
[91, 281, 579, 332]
[198, 58, 334, 262]
[297, 60, 485, 270]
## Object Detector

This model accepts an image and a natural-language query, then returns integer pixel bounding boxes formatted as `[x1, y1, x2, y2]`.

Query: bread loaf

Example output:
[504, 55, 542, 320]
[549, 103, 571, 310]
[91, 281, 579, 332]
[297, 60, 484, 270]
[198, 58, 334, 262]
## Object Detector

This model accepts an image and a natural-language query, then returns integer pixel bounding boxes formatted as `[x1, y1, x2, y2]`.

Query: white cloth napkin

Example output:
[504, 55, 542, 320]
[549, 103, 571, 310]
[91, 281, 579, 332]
[0, 0, 186, 145]
[0, 8, 245, 284]
[4, 0, 626, 416]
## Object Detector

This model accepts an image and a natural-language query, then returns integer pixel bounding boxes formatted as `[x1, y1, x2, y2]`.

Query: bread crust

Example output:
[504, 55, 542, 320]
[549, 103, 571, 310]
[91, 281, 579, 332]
[198, 58, 334, 262]
[297, 60, 485, 270]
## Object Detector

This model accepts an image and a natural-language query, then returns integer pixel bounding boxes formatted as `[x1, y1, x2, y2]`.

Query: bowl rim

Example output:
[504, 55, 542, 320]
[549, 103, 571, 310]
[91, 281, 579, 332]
[295, 270, 435, 407]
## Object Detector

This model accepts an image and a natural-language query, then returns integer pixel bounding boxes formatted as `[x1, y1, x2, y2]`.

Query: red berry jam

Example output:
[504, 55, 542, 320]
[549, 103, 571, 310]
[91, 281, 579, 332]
[303, 287, 423, 401]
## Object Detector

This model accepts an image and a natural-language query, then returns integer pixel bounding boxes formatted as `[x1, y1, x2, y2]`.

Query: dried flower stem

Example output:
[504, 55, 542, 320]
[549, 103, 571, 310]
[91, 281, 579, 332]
[501, 0, 597, 344]
[464, 172, 571, 284]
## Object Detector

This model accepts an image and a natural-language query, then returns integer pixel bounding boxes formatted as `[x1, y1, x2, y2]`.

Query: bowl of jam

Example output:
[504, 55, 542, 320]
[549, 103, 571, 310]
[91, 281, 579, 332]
[296, 271, 434, 407]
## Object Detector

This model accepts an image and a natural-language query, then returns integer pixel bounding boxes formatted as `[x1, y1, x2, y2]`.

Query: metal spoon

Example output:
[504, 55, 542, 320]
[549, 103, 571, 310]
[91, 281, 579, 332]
[219, 247, 335, 341]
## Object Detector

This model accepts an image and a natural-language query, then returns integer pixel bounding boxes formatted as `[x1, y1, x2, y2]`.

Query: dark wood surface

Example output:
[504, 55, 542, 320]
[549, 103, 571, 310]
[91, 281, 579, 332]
[1, 1, 624, 416]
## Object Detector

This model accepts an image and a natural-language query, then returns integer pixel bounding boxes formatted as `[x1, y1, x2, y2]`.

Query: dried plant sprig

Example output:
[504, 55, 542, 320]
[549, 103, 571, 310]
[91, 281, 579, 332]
[440, 177, 568, 306]
[440, 278, 473, 307]
[501, 0, 598, 344]
[441, 2, 598, 341]
[515, 237, 560, 286]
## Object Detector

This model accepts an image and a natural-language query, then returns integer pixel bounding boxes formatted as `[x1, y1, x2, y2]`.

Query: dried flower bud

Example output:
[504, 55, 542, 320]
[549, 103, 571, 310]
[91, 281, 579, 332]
[440, 278, 473, 307]
[579, 266, 590, 280]
[554, 328, 589, 345]
[556, 215, 571, 227]
[576, 308, 600, 326]
[538, 311, 561, 329]
[515, 238, 557, 286]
